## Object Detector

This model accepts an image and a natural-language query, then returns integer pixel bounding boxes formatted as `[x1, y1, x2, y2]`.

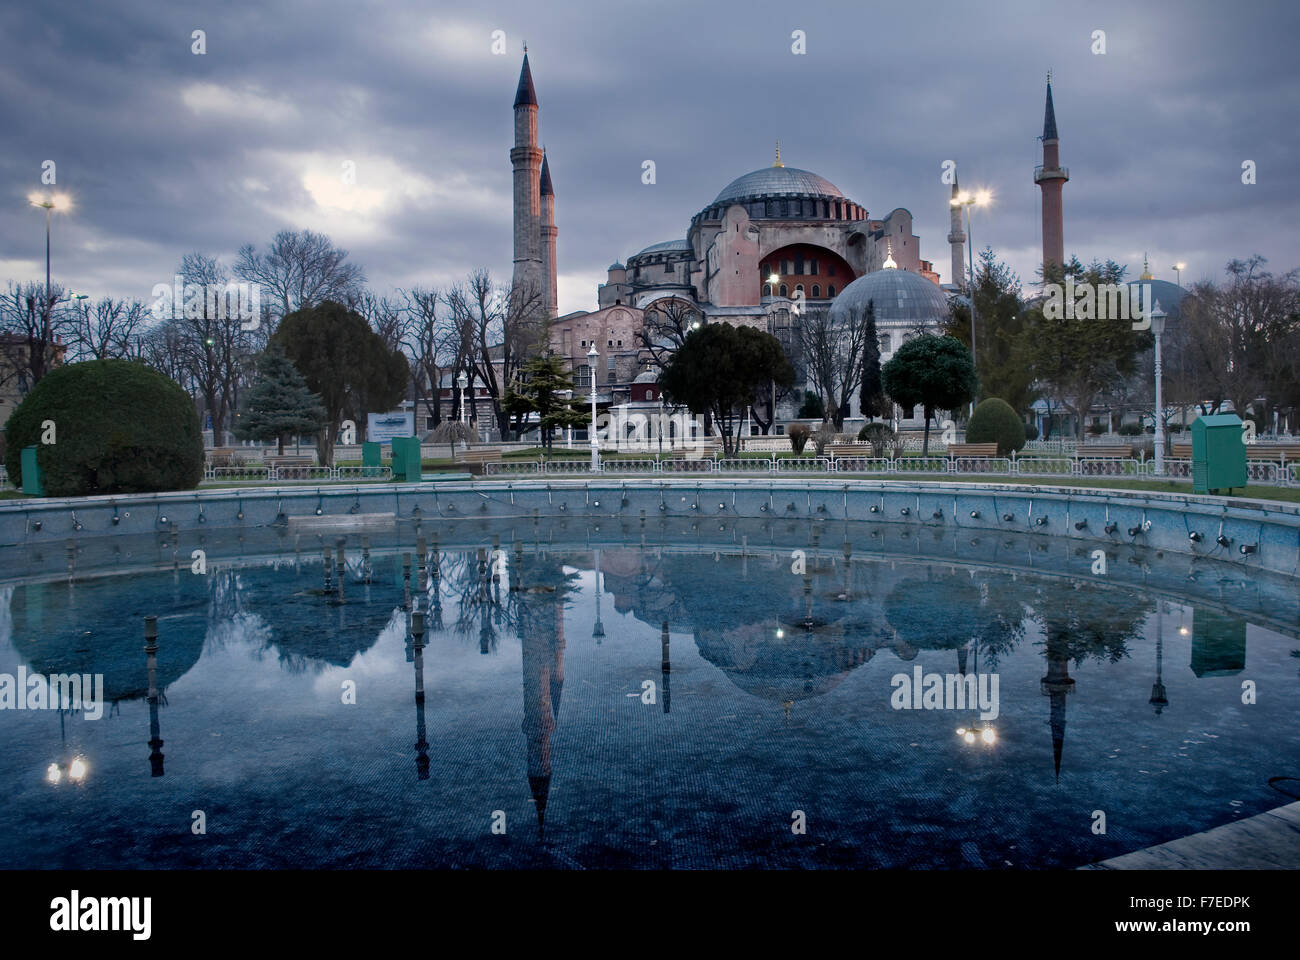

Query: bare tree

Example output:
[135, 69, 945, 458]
[637, 296, 701, 371]
[797, 304, 870, 431]
[174, 253, 250, 446]
[234, 229, 366, 322]
[399, 286, 455, 433]
[61, 296, 149, 361]
[356, 290, 405, 352]
[444, 270, 543, 440]
[0, 280, 67, 397]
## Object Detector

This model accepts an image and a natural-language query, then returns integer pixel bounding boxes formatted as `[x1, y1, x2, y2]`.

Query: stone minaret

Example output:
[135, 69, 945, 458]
[511, 51, 543, 301]
[947, 175, 966, 288]
[539, 151, 557, 320]
[1034, 76, 1069, 275]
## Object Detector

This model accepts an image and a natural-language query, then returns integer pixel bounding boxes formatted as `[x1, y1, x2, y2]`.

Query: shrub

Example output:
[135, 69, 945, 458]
[965, 398, 1026, 456]
[1023, 421, 1039, 441]
[858, 421, 896, 457]
[1087, 422, 1105, 436]
[796, 391, 824, 421]
[812, 422, 837, 456]
[787, 423, 811, 454]
[4, 359, 203, 496]
[1118, 423, 1143, 436]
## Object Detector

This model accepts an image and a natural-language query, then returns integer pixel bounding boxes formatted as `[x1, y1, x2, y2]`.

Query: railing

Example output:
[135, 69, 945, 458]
[204, 465, 392, 483]
[198, 454, 1300, 488]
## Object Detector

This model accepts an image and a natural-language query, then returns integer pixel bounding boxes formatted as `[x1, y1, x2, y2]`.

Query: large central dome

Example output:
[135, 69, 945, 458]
[713, 166, 844, 204]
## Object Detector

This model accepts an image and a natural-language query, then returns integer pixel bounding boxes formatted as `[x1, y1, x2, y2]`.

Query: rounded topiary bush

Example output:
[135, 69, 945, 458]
[965, 397, 1026, 456]
[4, 359, 203, 496]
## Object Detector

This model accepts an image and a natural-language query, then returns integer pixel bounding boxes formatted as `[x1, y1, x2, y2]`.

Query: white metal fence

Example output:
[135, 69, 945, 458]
[481, 454, 1300, 487]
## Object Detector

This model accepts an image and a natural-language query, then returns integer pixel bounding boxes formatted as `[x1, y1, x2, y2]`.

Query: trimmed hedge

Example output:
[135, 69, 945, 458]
[966, 397, 1026, 456]
[3, 359, 203, 496]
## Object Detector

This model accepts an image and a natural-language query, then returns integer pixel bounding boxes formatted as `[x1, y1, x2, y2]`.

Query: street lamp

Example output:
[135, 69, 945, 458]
[951, 189, 991, 416]
[456, 370, 468, 423]
[658, 390, 665, 457]
[1173, 262, 1185, 287]
[28, 192, 71, 304]
[1150, 301, 1167, 476]
[587, 344, 600, 471]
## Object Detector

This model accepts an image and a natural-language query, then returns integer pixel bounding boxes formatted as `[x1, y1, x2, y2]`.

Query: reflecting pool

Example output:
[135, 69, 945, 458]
[1, 518, 1297, 868]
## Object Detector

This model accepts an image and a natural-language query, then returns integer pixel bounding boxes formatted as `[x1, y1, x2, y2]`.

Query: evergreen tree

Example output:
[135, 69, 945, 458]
[859, 300, 886, 420]
[504, 353, 590, 450]
[234, 343, 326, 455]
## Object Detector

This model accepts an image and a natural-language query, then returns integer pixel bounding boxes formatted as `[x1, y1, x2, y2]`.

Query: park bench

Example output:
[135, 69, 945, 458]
[266, 455, 317, 479]
[456, 448, 503, 473]
[1173, 442, 1300, 461]
[1076, 444, 1133, 459]
[946, 443, 999, 458]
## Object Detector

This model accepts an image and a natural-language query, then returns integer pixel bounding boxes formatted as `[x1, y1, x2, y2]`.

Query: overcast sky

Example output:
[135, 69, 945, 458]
[3, 0, 1297, 316]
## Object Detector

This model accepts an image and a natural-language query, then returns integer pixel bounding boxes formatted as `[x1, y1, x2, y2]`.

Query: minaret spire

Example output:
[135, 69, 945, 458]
[511, 51, 543, 306]
[947, 173, 966, 289]
[1034, 75, 1069, 276]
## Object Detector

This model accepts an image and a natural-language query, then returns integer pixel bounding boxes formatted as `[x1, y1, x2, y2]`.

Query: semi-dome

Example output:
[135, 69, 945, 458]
[830, 268, 950, 325]
[714, 166, 843, 204]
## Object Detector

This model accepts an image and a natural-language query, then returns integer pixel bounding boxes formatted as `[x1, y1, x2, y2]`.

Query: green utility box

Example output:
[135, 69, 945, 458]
[361, 442, 382, 468]
[1191, 414, 1247, 494]
[20, 445, 45, 496]
[390, 436, 422, 482]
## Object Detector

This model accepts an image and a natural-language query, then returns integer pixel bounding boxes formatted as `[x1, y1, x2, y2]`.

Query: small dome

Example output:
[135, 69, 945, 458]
[1126, 278, 1187, 321]
[830, 268, 949, 325]
[632, 370, 658, 384]
[633, 239, 692, 257]
[608, 261, 626, 271]
[714, 166, 844, 204]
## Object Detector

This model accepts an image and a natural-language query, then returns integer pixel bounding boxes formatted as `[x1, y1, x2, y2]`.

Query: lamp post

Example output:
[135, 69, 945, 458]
[951, 189, 990, 417]
[28, 192, 71, 351]
[1151, 302, 1167, 476]
[587, 344, 600, 471]
[1173, 262, 1185, 287]
[456, 370, 468, 423]
[658, 391, 665, 457]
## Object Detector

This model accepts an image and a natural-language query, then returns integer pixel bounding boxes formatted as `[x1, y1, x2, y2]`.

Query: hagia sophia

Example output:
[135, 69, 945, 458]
[509, 51, 1092, 430]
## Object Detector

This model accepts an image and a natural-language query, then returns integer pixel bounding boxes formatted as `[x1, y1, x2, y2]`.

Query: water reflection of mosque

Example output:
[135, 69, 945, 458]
[2, 533, 1261, 825]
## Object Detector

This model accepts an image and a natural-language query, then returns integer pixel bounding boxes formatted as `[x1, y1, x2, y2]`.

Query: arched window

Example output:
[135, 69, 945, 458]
[828, 284, 836, 297]
[811, 284, 820, 298]
[763, 284, 772, 297]
[794, 284, 804, 296]
[779, 284, 788, 297]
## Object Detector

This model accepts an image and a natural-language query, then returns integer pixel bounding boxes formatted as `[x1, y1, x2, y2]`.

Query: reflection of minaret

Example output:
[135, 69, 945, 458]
[411, 610, 430, 780]
[145, 615, 165, 777]
[519, 556, 566, 837]
[592, 549, 605, 641]
[1150, 603, 1168, 715]
[661, 620, 671, 714]
[1040, 631, 1075, 781]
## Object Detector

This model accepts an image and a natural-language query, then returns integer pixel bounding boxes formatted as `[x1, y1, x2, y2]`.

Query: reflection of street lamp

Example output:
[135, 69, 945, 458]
[956, 724, 996, 746]
[1151, 302, 1167, 476]
[587, 345, 600, 471]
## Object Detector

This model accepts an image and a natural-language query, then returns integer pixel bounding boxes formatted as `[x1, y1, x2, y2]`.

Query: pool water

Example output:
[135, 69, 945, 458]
[1, 519, 1297, 869]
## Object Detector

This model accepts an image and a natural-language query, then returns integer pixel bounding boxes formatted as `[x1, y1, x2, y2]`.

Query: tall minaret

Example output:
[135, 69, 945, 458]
[947, 175, 966, 288]
[539, 151, 557, 321]
[1034, 75, 1069, 276]
[511, 50, 543, 300]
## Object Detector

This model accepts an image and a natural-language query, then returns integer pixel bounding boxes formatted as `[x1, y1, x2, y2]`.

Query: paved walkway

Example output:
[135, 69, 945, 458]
[1085, 800, 1300, 869]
